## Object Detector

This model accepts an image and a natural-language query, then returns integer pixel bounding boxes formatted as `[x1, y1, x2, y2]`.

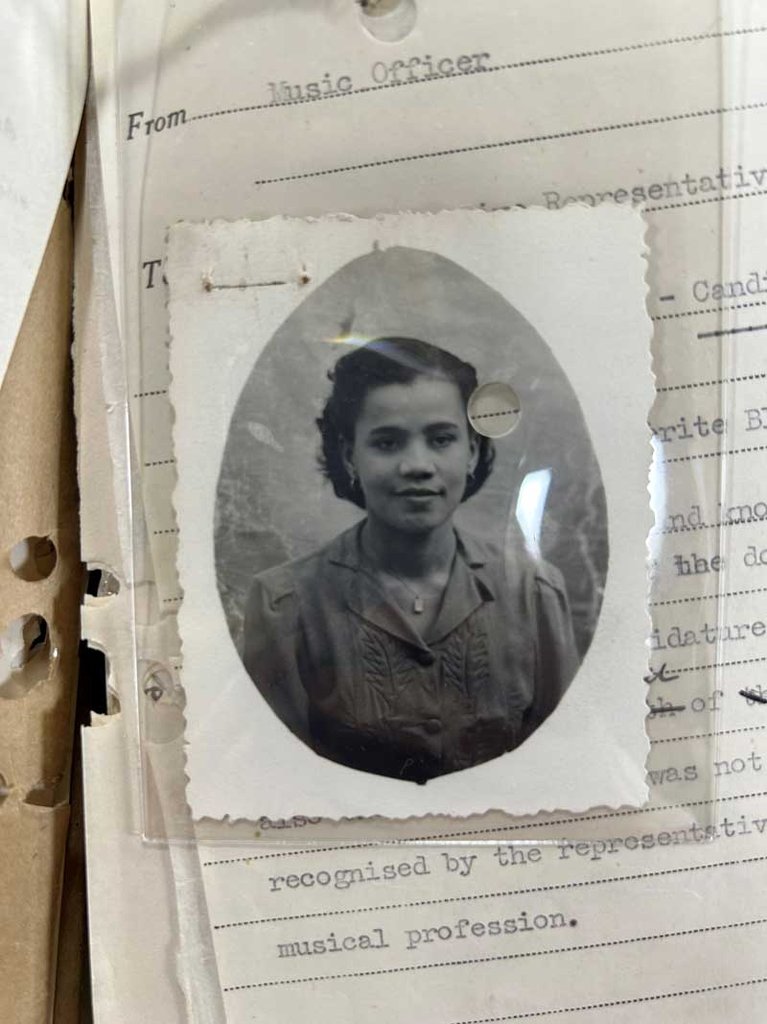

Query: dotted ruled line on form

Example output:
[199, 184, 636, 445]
[664, 444, 767, 464]
[251, 100, 767, 187]
[186, 26, 767, 123]
[674, 655, 767, 676]
[212, 853, 767, 931]
[221, 917, 767, 992]
[652, 299, 767, 321]
[657, 371, 767, 393]
[647, 186, 767, 214]
[202, 789, 767, 867]
[651, 585, 767, 606]
[659, 519, 766, 537]
[447, 976, 767, 1023]
[651, 724, 767, 746]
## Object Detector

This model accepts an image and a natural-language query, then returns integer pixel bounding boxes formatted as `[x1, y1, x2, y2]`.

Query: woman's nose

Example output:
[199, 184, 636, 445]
[398, 441, 435, 477]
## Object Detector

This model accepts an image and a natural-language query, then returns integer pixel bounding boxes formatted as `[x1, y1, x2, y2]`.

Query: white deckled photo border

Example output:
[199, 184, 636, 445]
[166, 207, 653, 821]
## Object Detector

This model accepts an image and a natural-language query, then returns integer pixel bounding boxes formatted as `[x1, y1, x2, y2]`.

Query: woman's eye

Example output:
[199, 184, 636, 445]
[431, 433, 457, 449]
[370, 437, 398, 452]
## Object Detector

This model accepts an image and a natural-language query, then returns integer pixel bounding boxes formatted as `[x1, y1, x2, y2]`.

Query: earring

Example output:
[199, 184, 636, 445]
[348, 466, 357, 487]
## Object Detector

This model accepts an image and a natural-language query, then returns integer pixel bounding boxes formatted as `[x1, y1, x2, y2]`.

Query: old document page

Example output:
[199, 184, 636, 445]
[82, 0, 767, 1020]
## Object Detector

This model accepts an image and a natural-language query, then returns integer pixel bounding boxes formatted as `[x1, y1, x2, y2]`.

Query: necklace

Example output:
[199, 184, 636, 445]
[379, 567, 425, 614]
[359, 525, 453, 616]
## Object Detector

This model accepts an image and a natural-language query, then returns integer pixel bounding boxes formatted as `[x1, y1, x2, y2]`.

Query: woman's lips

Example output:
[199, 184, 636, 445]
[396, 488, 442, 497]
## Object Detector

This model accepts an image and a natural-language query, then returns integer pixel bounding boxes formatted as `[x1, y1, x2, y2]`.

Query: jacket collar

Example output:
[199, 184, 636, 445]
[327, 522, 494, 650]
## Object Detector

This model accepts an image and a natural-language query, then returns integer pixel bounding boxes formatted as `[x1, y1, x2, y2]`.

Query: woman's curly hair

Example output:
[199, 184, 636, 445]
[317, 336, 495, 510]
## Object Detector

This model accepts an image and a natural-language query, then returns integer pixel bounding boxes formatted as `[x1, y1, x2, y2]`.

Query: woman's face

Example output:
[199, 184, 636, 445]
[346, 376, 478, 535]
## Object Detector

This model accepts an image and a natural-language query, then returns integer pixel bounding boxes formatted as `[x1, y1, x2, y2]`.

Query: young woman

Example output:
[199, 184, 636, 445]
[243, 337, 578, 783]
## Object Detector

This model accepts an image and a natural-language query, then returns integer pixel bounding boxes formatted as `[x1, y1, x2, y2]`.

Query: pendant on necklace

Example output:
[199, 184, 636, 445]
[413, 595, 424, 614]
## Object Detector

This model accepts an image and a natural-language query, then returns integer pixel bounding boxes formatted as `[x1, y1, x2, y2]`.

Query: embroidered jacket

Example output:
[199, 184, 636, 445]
[242, 523, 579, 783]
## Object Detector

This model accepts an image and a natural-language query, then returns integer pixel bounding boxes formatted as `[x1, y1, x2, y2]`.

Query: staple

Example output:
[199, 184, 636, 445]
[204, 279, 289, 291]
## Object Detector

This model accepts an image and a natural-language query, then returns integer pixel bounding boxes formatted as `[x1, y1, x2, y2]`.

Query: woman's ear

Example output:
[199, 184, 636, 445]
[468, 434, 480, 476]
[341, 438, 356, 481]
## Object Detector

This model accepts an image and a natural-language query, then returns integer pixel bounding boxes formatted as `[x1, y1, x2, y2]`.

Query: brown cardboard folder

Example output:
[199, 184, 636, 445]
[0, 204, 83, 1023]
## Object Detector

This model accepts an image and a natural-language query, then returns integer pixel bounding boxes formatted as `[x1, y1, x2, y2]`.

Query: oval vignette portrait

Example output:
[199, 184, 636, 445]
[214, 247, 608, 785]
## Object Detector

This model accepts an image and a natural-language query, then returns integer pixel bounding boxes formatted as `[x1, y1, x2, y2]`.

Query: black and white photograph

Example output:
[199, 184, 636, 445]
[168, 209, 652, 820]
[217, 258, 604, 784]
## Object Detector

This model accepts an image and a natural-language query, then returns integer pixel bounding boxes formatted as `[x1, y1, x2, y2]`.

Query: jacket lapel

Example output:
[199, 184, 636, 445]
[328, 524, 428, 650]
[427, 545, 494, 645]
